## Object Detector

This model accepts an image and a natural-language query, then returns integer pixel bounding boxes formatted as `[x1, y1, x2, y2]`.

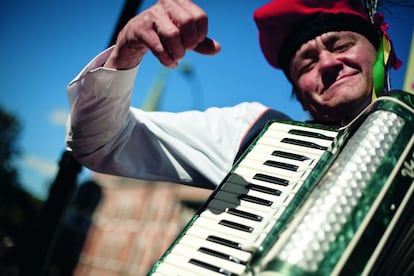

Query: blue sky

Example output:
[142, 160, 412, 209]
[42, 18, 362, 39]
[1, 0, 413, 200]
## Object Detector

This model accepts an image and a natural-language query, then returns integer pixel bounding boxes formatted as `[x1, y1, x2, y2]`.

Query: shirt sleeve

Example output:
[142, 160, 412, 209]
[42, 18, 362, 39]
[65, 48, 270, 188]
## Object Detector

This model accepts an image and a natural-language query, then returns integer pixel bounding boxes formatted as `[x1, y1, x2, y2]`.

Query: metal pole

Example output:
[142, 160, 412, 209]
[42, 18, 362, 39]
[108, 0, 143, 47]
[19, 1, 143, 275]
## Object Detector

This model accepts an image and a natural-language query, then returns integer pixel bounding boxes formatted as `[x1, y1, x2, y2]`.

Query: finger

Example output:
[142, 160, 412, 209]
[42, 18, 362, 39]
[193, 37, 221, 55]
[166, 0, 208, 50]
[169, 0, 218, 55]
[124, 25, 178, 68]
[127, 6, 183, 67]
[154, 24, 185, 63]
[177, 15, 199, 50]
[147, 31, 180, 68]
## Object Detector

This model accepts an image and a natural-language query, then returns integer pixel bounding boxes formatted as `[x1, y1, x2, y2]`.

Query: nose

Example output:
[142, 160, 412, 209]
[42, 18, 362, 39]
[319, 50, 342, 87]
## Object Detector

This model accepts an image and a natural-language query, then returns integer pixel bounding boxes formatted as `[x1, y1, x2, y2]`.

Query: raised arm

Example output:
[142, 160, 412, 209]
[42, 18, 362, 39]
[66, 0, 236, 186]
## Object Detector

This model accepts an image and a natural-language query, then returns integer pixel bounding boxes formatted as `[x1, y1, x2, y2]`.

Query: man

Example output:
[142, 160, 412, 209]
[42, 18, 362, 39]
[66, 0, 400, 189]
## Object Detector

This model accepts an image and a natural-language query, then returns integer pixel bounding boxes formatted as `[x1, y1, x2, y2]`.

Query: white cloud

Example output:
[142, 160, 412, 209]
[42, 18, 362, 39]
[49, 108, 69, 126]
[21, 154, 58, 178]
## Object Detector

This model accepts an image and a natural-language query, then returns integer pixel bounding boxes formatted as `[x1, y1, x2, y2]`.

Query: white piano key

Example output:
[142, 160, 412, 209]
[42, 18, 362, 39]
[178, 234, 252, 263]
[244, 150, 316, 170]
[251, 144, 321, 162]
[242, 151, 317, 171]
[238, 158, 306, 179]
[162, 253, 227, 275]
[212, 191, 287, 225]
[263, 130, 334, 148]
[202, 195, 287, 231]
[233, 166, 304, 193]
[152, 262, 192, 276]
[171, 243, 247, 275]
[220, 182, 283, 204]
[267, 122, 338, 138]
[186, 224, 246, 249]
[200, 208, 274, 234]
[257, 136, 329, 156]
[239, 158, 314, 183]
[205, 198, 287, 235]
[194, 213, 279, 252]
[214, 190, 286, 212]
[194, 216, 253, 240]
[225, 173, 293, 195]
[263, 124, 336, 147]
[186, 224, 267, 252]
[213, 190, 269, 211]
[221, 181, 283, 201]
[207, 198, 270, 219]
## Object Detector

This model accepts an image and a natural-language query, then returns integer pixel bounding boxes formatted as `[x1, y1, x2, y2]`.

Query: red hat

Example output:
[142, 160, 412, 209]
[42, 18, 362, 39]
[254, 0, 377, 70]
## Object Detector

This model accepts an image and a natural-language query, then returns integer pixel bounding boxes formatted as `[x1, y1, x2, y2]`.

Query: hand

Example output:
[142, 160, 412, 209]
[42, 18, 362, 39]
[104, 0, 221, 70]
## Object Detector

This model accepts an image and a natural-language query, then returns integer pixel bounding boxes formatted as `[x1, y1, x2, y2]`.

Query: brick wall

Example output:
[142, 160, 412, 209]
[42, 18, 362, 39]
[74, 174, 211, 275]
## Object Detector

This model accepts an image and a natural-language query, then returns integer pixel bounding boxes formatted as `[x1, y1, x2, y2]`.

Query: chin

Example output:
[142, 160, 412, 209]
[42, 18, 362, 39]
[314, 99, 371, 125]
[309, 109, 342, 124]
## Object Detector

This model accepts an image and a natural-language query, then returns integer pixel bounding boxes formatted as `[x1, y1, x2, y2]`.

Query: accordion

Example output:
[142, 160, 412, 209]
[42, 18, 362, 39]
[149, 91, 414, 276]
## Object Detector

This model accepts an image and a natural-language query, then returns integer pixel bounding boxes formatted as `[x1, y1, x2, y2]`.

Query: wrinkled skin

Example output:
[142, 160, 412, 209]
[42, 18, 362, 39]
[289, 31, 377, 125]
[104, 0, 221, 70]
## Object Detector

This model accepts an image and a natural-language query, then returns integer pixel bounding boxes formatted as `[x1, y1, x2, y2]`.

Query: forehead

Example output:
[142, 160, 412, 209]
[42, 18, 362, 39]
[297, 31, 360, 53]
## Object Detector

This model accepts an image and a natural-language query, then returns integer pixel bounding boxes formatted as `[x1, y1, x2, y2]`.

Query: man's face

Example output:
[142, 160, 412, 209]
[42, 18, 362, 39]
[289, 31, 377, 124]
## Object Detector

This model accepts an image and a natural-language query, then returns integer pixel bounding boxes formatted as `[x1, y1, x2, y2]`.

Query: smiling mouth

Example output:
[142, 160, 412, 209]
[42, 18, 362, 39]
[337, 72, 357, 81]
[321, 73, 357, 95]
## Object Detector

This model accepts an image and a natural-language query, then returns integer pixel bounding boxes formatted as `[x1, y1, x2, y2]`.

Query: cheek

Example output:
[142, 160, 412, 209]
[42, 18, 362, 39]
[358, 45, 377, 77]
[365, 59, 375, 82]
[295, 74, 316, 97]
[358, 55, 375, 93]
[294, 81, 312, 110]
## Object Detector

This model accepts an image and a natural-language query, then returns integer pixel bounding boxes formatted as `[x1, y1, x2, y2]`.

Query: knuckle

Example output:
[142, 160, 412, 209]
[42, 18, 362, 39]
[146, 5, 160, 17]
[151, 44, 165, 56]
[195, 10, 207, 22]
[163, 27, 180, 39]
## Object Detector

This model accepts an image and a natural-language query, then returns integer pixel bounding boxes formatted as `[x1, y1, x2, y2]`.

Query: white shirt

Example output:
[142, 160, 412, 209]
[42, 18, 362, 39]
[66, 48, 282, 188]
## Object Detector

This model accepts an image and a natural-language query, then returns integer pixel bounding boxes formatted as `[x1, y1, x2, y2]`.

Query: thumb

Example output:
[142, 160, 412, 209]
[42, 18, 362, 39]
[193, 37, 221, 55]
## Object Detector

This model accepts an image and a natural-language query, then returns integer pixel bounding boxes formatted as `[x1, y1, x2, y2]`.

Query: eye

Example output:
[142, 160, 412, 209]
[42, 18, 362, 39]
[332, 41, 354, 53]
[298, 59, 316, 75]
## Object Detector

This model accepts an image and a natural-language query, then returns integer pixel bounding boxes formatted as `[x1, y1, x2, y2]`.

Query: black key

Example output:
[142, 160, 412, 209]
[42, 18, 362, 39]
[219, 219, 254, 233]
[227, 207, 263, 222]
[282, 138, 328, 150]
[238, 194, 273, 206]
[263, 160, 299, 171]
[246, 183, 281, 196]
[253, 173, 289, 186]
[189, 259, 237, 276]
[288, 129, 334, 140]
[272, 150, 310, 161]
[207, 235, 241, 250]
[198, 247, 246, 265]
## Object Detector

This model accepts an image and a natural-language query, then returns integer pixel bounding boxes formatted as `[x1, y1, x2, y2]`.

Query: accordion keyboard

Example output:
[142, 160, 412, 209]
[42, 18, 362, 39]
[151, 122, 339, 275]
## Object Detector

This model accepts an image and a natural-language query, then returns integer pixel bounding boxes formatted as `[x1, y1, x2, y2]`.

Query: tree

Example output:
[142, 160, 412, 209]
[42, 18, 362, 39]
[0, 105, 41, 273]
[0, 105, 21, 185]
